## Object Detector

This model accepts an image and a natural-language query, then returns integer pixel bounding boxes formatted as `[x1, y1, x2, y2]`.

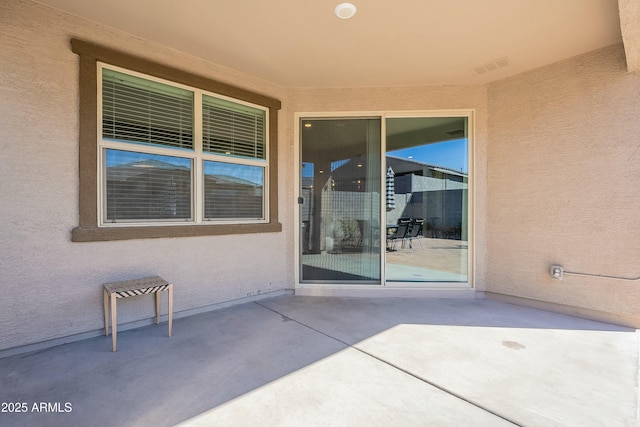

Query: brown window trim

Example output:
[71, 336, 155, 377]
[70, 39, 281, 242]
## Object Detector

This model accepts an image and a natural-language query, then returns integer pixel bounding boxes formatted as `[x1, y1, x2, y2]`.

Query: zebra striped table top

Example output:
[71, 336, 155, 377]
[104, 276, 171, 299]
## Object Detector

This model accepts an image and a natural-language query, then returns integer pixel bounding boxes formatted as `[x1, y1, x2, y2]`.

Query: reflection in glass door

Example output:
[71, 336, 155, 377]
[385, 117, 469, 283]
[300, 118, 381, 283]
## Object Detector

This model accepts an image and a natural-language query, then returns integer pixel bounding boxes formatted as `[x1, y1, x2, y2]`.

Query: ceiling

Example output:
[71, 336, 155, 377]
[35, 0, 623, 88]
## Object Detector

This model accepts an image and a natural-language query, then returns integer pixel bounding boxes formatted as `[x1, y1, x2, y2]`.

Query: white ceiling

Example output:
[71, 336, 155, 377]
[35, 0, 623, 88]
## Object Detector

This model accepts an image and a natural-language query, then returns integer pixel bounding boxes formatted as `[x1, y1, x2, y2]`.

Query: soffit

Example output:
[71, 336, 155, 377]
[34, 0, 622, 88]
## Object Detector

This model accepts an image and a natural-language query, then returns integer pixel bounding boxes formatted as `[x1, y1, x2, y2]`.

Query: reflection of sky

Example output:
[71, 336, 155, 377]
[301, 159, 353, 178]
[331, 159, 349, 171]
[388, 138, 468, 173]
[105, 149, 191, 168]
[204, 161, 263, 185]
[302, 162, 314, 177]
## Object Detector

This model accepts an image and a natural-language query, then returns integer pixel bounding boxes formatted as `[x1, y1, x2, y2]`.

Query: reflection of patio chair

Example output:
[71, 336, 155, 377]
[406, 218, 424, 250]
[387, 219, 410, 251]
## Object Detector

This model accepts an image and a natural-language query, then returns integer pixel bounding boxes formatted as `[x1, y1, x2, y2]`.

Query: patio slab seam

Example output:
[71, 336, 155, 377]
[253, 301, 523, 427]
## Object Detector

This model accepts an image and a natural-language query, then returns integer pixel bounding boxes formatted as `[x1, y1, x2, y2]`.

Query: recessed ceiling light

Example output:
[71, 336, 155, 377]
[335, 3, 356, 19]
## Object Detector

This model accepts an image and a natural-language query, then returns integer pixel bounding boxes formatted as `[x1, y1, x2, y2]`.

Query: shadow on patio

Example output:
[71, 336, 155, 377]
[1, 296, 638, 426]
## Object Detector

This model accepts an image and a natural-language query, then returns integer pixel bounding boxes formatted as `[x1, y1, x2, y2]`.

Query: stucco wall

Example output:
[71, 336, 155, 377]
[0, 0, 292, 351]
[486, 44, 640, 326]
[6, 0, 637, 353]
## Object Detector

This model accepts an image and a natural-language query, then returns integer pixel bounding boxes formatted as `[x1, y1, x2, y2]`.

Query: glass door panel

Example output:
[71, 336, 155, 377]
[385, 117, 469, 283]
[300, 118, 381, 283]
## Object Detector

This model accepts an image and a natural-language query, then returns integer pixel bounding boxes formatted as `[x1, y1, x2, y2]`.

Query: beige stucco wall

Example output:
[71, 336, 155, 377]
[0, 0, 293, 351]
[3, 0, 638, 353]
[486, 44, 640, 326]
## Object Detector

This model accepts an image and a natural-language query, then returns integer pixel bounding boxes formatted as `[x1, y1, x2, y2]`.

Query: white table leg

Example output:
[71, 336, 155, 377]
[155, 291, 160, 325]
[168, 284, 173, 337]
[103, 289, 109, 336]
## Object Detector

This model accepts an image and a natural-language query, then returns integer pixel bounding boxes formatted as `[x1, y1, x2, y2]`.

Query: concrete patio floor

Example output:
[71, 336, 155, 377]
[1, 295, 638, 426]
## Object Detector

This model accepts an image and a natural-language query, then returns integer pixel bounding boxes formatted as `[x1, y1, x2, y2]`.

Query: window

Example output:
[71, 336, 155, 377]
[71, 39, 281, 241]
[100, 66, 267, 225]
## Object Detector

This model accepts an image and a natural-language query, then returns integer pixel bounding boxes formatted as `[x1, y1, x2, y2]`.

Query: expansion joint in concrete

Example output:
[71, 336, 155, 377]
[253, 301, 523, 426]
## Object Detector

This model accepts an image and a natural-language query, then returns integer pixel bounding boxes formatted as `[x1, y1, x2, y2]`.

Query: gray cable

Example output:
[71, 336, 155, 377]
[563, 271, 640, 281]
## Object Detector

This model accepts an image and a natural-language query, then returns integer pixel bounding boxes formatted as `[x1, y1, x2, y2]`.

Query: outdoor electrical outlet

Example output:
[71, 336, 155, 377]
[550, 265, 564, 280]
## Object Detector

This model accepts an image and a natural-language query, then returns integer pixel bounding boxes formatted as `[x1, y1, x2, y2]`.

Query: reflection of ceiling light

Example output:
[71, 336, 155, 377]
[357, 164, 362, 168]
[319, 170, 324, 173]
[408, 156, 413, 159]
[304, 123, 312, 128]
[335, 3, 356, 19]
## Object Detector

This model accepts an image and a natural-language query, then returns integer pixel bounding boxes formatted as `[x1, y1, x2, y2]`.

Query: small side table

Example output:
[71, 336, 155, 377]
[103, 276, 173, 352]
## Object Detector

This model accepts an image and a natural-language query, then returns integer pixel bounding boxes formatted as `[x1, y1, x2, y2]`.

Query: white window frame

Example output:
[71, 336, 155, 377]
[97, 63, 269, 227]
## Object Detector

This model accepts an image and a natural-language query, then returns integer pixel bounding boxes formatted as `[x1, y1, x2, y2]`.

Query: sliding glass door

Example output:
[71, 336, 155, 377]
[298, 113, 471, 286]
[385, 117, 469, 283]
[299, 118, 382, 283]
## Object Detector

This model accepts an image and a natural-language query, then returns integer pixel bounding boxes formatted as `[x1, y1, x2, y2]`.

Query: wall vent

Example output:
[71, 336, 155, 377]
[472, 57, 510, 75]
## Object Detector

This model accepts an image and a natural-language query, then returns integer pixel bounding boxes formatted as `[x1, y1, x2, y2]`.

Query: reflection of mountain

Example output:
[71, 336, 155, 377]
[128, 159, 189, 170]
[106, 159, 189, 181]
[208, 174, 260, 187]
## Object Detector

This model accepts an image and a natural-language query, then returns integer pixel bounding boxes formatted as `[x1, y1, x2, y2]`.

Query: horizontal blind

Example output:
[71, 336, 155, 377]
[105, 149, 192, 221]
[102, 68, 194, 149]
[203, 161, 264, 220]
[202, 95, 265, 159]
